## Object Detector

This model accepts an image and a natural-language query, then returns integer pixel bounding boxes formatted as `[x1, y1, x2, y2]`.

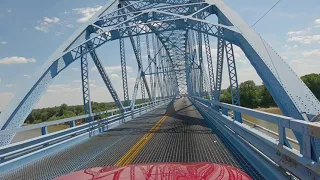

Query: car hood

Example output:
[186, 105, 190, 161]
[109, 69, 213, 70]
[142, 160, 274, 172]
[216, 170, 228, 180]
[55, 162, 252, 180]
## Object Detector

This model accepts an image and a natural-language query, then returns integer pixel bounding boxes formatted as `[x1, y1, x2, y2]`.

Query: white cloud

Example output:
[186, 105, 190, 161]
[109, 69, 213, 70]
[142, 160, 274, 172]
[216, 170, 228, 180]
[0, 56, 36, 64]
[288, 35, 320, 44]
[44, 17, 60, 23]
[47, 84, 81, 93]
[302, 49, 320, 58]
[66, 23, 74, 28]
[35, 17, 60, 32]
[91, 65, 133, 73]
[73, 6, 102, 23]
[7, 9, 12, 13]
[1, 41, 7, 45]
[55, 32, 64, 36]
[5, 84, 16, 88]
[290, 58, 320, 77]
[110, 74, 120, 78]
[0, 92, 15, 111]
[284, 44, 298, 50]
[286, 20, 320, 44]
[287, 30, 304, 36]
[72, 80, 82, 83]
[281, 55, 288, 60]
[71, 67, 79, 71]
[24, 74, 32, 78]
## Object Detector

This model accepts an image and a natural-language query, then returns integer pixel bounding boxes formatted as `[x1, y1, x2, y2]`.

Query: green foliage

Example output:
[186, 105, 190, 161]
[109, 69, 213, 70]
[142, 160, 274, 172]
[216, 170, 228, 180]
[239, 80, 260, 108]
[25, 99, 147, 124]
[259, 85, 276, 107]
[220, 73, 320, 109]
[301, 73, 320, 100]
[23, 74, 320, 124]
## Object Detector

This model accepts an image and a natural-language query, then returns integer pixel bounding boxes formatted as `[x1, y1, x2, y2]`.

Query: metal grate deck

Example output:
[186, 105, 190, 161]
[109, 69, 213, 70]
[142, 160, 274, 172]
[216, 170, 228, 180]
[0, 98, 264, 180]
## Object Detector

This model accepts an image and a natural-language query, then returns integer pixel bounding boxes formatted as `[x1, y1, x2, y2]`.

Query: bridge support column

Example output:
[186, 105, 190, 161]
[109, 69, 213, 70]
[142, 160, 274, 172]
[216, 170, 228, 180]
[120, 38, 130, 106]
[41, 126, 48, 135]
[225, 42, 242, 123]
[214, 26, 224, 103]
[204, 34, 215, 101]
[80, 46, 93, 124]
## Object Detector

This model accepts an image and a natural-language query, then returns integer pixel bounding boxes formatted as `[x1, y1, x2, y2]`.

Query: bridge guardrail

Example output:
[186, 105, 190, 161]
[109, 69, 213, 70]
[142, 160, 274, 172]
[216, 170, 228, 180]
[0, 98, 172, 168]
[190, 96, 320, 179]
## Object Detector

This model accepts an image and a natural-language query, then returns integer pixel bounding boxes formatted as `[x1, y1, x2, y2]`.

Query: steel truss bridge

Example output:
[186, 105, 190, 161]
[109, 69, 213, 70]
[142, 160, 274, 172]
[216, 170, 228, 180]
[0, 0, 320, 179]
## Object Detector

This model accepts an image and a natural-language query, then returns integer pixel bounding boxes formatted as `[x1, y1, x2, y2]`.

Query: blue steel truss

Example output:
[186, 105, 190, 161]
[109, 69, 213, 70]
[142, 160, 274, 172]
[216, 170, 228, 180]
[225, 41, 242, 122]
[0, 0, 320, 178]
[80, 47, 93, 124]
[214, 26, 225, 102]
[119, 38, 130, 106]
[204, 33, 215, 100]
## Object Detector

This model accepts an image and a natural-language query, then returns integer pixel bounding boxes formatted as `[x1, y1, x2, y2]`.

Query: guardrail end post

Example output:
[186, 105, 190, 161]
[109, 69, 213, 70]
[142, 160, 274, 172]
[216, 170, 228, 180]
[222, 107, 228, 116]
[234, 111, 242, 123]
[70, 121, 75, 127]
[41, 126, 48, 135]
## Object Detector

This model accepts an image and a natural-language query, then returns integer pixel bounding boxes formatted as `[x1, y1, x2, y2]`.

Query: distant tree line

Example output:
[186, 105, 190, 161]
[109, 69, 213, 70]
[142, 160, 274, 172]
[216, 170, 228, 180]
[25, 99, 147, 124]
[219, 73, 320, 108]
[4, 73, 320, 124]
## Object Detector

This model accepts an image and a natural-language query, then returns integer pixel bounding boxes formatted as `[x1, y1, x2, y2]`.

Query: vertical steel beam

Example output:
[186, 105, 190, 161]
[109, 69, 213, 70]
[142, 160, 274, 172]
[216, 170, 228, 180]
[80, 48, 93, 124]
[136, 36, 146, 102]
[185, 30, 192, 96]
[119, 38, 130, 106]
[152, 35, 159, 100]
[89, 50, 124, 112]
[160, 51, 169, 98]
[214, 27, 225, 102]
[131, 68, 142, 111]
[146, 34, 154, 102]
[156, 38, 164, 99]
[152, 34, 157, 100]
[204, 34, 215, 100]
[129, 36, 152, 101]
[225, 41, 242, 122]
[197, 31, 204, 97]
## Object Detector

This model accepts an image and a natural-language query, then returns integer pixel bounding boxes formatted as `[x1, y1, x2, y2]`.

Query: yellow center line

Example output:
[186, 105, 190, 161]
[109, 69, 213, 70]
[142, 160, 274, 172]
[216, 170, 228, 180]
[114, 101, 177, 166]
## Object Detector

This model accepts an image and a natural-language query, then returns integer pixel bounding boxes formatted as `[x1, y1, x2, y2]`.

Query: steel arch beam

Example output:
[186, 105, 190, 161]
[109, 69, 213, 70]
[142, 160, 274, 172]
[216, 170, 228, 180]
[209, 0, 320, 160]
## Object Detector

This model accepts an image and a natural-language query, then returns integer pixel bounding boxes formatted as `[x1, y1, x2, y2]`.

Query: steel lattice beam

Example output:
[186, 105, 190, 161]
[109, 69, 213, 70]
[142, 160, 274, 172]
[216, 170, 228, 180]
[204, 33, 215, 100]
[119, 38, 130, 106]
[89, 49, 124, 112]
[80, 47, 93, 124]
[130, 68, 142, 110]
[129, 36, 152, 101]
[225, 42, 240, 106]
[146, 34, 154, 101]
[225, 41, 242, 122]
[214, 26, 225, 102]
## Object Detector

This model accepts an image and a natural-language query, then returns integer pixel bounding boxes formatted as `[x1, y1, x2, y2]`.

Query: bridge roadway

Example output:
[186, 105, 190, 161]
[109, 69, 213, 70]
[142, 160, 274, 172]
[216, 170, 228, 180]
[1, 97, 264, 180]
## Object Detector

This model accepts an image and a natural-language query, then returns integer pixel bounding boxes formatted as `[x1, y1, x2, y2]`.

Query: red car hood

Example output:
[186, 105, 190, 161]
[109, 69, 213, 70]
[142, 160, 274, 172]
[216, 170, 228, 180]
[55, 162, 252, 180]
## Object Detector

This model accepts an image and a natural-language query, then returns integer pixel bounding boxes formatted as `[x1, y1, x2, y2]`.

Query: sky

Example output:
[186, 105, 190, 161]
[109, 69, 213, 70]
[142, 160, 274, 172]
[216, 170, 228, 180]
[0, 0, 319, 110]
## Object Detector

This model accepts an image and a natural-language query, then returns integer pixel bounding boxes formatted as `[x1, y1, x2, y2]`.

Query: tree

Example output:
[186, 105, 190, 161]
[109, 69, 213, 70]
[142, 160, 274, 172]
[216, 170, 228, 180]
[301, 73, 320, 100]
[220, 87, 232, 104]
[58, 103, 68, 116]
[260, 85, 276, 107]
[239, 80, 260, 108]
